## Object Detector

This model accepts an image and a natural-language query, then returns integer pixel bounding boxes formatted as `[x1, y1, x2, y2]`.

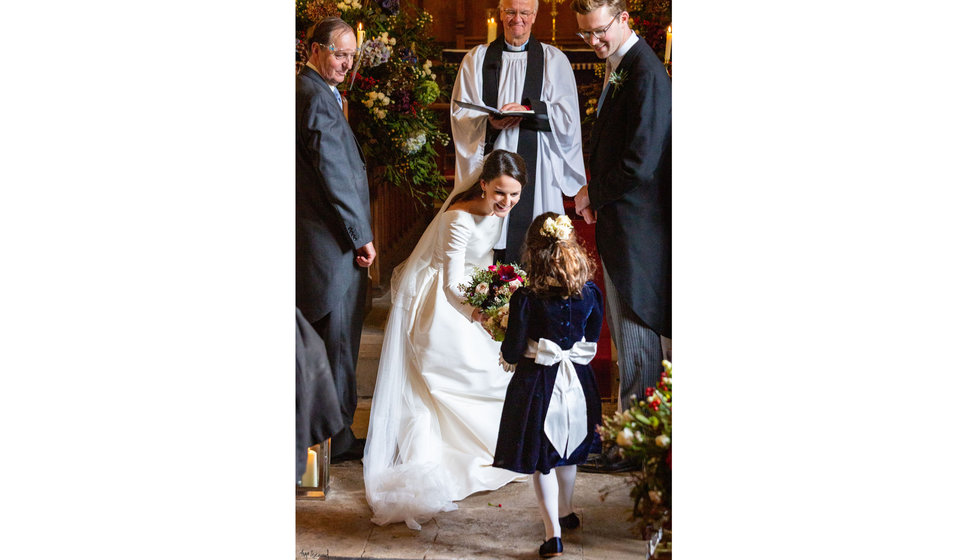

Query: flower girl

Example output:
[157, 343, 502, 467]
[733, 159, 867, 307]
[492, 212, 604, 558]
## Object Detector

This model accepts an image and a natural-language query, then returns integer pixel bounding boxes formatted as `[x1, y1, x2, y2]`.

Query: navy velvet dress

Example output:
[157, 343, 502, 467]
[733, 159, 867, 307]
[492, 281, 604, 474]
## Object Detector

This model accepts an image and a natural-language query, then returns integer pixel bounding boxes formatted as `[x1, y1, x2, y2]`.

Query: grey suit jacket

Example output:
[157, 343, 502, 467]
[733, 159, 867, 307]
[296, 65, 373, 323]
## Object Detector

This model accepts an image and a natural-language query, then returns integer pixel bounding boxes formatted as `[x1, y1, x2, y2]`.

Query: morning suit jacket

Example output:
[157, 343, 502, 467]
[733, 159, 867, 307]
[588, 38, 671, 337]
[296, 65, 373, 323]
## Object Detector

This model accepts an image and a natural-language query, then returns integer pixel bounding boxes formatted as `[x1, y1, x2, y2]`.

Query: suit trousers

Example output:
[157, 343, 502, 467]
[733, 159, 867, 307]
[602, 262, 665, 411]
[312, 266, 368, 457]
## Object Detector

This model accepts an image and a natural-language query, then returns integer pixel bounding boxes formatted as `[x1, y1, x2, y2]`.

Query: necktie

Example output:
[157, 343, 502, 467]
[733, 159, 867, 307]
[597, 62, 612, 114]
[332, 87, 343, 110]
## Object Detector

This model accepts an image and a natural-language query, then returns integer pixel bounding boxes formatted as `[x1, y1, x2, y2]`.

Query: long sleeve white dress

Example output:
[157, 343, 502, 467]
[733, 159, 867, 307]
[363, 209, 525, 530]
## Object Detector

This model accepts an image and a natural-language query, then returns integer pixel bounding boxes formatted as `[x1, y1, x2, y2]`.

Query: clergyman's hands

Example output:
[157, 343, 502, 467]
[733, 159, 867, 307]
[356, 241, 376, 268]
[574, 185, 597, 224]
[487, 102, 526, 130]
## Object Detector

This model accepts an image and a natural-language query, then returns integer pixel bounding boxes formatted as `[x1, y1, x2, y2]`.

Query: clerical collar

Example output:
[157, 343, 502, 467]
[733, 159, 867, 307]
[503, 38, 529, 52]
[607, 31, 639, 75]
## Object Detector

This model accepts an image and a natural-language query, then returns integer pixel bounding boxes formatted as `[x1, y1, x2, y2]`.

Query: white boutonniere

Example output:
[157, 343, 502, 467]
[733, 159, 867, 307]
[609, 69, 628, 95]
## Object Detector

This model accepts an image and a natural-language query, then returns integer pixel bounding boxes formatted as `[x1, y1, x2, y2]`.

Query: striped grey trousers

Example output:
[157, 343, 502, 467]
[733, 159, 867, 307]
[602, 263, 668, 411]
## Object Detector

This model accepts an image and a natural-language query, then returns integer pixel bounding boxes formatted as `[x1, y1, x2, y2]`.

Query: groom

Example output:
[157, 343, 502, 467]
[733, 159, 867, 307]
[296, 17, 376, 461]
[572, 0, 671, 437]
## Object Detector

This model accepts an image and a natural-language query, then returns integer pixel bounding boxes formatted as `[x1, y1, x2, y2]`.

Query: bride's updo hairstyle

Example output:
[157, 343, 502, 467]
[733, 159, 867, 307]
[448, 149, 527, 206]
[521, 212, 595, 298]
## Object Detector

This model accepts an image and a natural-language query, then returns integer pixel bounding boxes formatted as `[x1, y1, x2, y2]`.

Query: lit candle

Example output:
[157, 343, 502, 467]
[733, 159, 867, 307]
[357, 22, 365, 49]
[300, 448, 318, 487]
[487, 17, 497, 44]
[664, 25, 672, 64]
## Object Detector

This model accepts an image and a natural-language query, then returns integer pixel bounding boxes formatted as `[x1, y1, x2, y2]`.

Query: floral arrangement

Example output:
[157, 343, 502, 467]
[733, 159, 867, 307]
[296, 0, 449, 205]
[598, 359, 672, 544]
[627, 0, 672, 60]
[458, 263, 527, 341]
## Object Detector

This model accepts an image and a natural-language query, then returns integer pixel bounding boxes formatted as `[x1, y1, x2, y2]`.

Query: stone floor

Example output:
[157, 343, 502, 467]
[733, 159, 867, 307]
[296, 289, 654, 559]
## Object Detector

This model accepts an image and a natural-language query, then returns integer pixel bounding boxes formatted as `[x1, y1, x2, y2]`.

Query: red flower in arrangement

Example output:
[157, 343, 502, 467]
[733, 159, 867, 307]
[488, 264, 497, 272]
[645, 386, 655, 397]
[497, 264, 520, 282]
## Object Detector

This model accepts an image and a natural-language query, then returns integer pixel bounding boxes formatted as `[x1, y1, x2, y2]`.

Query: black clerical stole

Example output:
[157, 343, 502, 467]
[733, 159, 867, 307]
[482, 35, 551, 264]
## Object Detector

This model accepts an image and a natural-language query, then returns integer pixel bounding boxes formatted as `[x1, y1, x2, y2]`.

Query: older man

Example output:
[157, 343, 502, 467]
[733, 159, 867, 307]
[451, 0, 586, 264]
[296, 17, 376, 461]
[571, 0, 671, 419]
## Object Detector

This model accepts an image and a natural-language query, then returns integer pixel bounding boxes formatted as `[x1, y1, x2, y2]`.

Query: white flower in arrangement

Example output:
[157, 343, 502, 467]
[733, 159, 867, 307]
[648, 490, 663, 505]
[655, 435, 671, 448]
[539, 214, 573, 240]
[616, 426, 635, 447]
[475, 282, 490, 295]
[336, 0, 362, 12]
[508, 279, 522, 291]
[498, 305, 510, 329]
[378, 31, 396, 46]
[400, 131, 427, 155]
[363, 91, 391, 114]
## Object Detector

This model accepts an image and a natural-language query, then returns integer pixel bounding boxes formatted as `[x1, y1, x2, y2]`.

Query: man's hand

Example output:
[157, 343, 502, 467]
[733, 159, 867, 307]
[574, 185, 597, 224]
[355, 241, 376, 268]
[487, 102, 526, 130]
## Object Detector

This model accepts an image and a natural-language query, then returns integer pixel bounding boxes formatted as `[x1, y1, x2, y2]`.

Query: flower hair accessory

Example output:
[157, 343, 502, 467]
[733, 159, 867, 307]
[539, 215, 574, 240]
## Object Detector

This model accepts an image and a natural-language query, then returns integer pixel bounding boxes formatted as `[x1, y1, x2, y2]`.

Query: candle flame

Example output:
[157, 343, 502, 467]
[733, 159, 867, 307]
[358, 22, 363, 31]
[667, 25, 671, 33]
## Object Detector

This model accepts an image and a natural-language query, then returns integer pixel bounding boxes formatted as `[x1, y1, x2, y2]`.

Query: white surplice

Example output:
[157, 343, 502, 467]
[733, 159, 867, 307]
[362, 209, 525, 530]
[450, 42, 587, 251]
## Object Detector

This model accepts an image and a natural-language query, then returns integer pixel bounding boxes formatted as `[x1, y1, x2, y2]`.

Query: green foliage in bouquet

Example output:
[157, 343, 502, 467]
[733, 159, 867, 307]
[296, 0, 449, 205]
[599, 359, 672, 537]
[458, 263, 527, 342]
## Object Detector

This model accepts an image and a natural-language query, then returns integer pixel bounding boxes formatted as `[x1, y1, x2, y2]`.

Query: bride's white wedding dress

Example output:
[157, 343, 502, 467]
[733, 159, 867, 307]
[363, 209, 524, 530]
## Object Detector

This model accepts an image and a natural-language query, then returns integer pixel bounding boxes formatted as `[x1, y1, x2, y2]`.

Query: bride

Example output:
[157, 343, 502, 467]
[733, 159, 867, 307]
[363, 150, 528, 530]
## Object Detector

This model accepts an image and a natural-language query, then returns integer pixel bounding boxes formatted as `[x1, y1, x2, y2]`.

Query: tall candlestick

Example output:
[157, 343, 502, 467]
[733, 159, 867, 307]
[300, 448, 318, 487]
[487, 17, 497, 44]
[357, 22, 365, 49]
[664, 25, 672, 64]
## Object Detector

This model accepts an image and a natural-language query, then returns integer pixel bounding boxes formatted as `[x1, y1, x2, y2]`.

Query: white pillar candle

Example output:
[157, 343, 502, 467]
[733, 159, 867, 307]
[487, 17, 497, 44]
[300, 448, 318, 487]
[665, 25, 672, 64]
[357, 22, 365, 49]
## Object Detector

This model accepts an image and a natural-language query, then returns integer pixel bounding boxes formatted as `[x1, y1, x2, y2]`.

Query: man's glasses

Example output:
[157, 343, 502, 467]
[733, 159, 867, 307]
[318, 43, 356, 62]
[501, 9, 535, 19]
[575, 11, 623, 41]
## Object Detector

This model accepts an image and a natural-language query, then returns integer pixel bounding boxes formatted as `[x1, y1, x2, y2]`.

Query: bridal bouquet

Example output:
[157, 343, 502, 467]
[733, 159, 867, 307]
[458, 263, 527, 341]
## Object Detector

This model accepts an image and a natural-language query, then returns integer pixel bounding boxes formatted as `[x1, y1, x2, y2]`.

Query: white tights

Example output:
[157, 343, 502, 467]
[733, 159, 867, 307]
[532, 465, 577, 540]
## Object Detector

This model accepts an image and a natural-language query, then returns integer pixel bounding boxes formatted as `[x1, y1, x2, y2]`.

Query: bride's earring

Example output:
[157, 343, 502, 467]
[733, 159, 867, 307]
[481, 190, 486, 199]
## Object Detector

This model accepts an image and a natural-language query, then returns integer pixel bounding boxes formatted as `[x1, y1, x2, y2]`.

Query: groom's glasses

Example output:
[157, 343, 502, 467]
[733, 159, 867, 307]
[575, 12, 623, 41]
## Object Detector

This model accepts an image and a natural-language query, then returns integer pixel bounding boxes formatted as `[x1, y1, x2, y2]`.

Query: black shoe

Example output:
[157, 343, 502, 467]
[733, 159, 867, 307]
[539, 537, 563, 557]
[331, 438, 365, 463]
[558, 513, 580, 530]
[578, 456, 638, 473]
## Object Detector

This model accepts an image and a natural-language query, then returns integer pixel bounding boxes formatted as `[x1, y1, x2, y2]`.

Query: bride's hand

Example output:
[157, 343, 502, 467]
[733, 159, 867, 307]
[471, 308, 492, 333]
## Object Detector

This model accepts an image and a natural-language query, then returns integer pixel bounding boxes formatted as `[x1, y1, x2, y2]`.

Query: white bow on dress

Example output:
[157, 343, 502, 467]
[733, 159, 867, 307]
[523, 338, 597, 458]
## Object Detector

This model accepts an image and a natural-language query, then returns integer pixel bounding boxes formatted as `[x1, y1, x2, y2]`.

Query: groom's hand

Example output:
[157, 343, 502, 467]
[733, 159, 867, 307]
[574, 185, 597, 224]
[356, 241, 376, 268]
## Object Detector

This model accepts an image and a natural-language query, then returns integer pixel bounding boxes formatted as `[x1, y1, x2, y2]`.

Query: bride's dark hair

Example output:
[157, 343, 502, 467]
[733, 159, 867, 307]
[448, 150, 527, 206]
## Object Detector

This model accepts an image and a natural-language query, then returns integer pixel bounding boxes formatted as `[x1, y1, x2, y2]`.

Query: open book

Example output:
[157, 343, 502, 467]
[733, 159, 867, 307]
[453, 99, 535, 119]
